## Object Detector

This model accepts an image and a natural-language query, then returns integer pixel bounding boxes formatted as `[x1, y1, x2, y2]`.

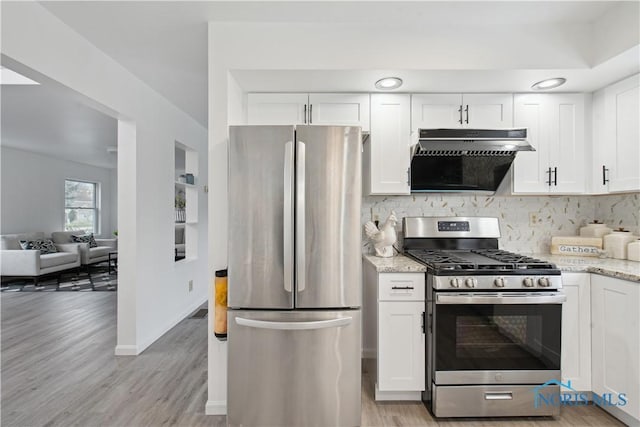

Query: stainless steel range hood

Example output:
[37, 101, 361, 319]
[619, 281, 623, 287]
[410, 128, 533, 193]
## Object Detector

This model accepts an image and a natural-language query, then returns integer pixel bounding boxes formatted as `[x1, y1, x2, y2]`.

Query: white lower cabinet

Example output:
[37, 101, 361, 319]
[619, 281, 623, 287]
[560, 273, 591, 391]
[378, 301, 425, 392]
[591, 275, 640, 425]
[374, 272, 425, 400]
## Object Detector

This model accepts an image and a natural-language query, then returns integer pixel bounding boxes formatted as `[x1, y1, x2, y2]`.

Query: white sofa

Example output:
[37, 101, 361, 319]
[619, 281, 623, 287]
[51, 231, 117, 267]
[0, 232, 81, 284]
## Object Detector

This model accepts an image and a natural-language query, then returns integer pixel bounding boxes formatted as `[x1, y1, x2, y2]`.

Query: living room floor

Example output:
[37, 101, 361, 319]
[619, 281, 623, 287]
[1, 293, 623, 427]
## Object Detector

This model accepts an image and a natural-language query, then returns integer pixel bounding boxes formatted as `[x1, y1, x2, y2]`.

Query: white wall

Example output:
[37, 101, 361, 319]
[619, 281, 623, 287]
[0, 146, 116, 237]
[2, 2, 208, 356]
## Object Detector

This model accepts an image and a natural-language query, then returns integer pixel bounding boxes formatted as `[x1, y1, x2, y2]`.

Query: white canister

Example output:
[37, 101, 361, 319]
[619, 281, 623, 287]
[603, 229, 636, 259]
[628, 239, 640, 262]
[580, 221, 612, 238]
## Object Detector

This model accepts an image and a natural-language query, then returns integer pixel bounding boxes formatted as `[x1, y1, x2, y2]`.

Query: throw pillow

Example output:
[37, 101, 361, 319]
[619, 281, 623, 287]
[19, 239, 58, 255]
[71, 233, 98, 248]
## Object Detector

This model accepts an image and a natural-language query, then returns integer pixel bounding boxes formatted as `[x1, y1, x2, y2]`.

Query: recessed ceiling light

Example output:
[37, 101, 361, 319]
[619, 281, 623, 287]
[375, 77, 403, 90]
[0, 67, 40, 85]
[531, 77, 566, 91]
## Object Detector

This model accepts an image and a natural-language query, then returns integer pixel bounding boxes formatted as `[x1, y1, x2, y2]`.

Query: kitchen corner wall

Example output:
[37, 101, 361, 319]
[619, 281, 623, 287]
[594, 192, 640, 232]
[362, 193, 640, 255]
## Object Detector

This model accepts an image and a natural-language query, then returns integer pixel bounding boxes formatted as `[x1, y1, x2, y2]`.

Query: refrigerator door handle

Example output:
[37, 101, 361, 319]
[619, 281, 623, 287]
[283, 140, 294, 293]
[296, 140, 306, 292]
[235, 316, 352, 330]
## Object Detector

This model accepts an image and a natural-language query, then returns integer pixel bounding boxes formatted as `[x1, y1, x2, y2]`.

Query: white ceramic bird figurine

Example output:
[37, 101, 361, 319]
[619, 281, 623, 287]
[364, 211, 398, 258]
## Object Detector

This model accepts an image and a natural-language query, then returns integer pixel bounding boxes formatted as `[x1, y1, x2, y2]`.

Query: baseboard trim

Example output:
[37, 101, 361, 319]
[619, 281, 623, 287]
[114, 345, 138, 356]
[205, 400, 227, 415]
[375, 383, 422, 401]
[596, 402, 638, 426]
[114, 297, 207, 356]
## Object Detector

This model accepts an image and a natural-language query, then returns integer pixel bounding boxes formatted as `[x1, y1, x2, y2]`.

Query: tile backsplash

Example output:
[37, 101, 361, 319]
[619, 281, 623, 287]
[362, 193, 639, 255]
[594, 193, 640, 233]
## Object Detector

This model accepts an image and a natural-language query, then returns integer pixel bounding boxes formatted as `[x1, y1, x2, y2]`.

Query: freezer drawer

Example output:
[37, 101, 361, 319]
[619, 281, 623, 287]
[228, 310, 362, 427]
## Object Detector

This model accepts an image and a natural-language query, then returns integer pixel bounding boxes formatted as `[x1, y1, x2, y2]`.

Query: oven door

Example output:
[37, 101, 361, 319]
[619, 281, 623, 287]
[433, 292, 565, 385]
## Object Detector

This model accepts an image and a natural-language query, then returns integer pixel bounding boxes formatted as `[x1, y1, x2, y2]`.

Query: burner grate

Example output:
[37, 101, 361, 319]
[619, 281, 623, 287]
[405, 248, 558, 273]
[405, 250, 466, 264]
[470, 249, 556, 269]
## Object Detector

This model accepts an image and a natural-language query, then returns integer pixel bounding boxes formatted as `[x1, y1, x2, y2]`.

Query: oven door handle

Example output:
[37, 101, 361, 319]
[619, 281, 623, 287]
[436, 293, 566, 305]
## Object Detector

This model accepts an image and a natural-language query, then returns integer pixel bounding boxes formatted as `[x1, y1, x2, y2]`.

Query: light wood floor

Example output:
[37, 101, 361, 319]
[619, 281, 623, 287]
[1, 293, 625, 427]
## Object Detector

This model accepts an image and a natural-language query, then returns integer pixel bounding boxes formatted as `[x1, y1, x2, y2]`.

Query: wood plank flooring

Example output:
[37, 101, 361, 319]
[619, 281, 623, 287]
[1, 293, 625, 426]
[2, 292, 223, 427]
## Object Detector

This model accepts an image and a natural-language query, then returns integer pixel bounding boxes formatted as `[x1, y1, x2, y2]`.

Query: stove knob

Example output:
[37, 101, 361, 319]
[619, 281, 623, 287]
[538, 277, 550, 287]
[465, 278, 477, 288]
[494, 277, 505, 288]
[523, 277, 534, 287]
[450, 278, 461, 288]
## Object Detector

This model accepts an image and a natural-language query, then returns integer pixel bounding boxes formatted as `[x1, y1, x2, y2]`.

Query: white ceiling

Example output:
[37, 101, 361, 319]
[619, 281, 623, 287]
[231, 45, 640, 93]
[39, 1, 636, 128]
[1, 82, 118, 169]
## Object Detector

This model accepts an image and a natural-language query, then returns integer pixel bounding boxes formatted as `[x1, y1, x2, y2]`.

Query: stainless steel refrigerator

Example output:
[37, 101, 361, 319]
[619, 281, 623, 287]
[227, 125, 362, 427]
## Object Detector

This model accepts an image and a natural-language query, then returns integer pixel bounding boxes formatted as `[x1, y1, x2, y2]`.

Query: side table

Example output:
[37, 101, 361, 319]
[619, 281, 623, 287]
[108, 251, 118, 275]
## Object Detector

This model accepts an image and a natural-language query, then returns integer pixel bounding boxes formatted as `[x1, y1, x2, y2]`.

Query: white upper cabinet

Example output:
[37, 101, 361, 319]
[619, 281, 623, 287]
[411, 93, 513, 130]
[511, 95, 549, 193]
[411, 94, 463, 129]
[602, 74, 640, 193]
[463, 94, 514, 128]
[512, 93, 586, 194]
[247, 93, 309, 125]
[366, 94, 411, 195]
[247, 93, 370, 131]
[307, 94, 370, 131]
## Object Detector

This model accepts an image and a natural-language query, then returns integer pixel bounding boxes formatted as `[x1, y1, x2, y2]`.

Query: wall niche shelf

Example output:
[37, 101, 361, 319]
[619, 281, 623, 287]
[175, 142, 199, 263]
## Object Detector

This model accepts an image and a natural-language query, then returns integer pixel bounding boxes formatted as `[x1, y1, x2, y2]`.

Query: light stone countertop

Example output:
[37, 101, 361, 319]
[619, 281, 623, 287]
[363, 254, 427, 273]
[531, 254, 640, 283]
[363, 252, 640, 282]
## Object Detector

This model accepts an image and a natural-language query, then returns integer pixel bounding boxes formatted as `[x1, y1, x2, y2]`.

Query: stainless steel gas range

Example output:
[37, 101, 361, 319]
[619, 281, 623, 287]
[403, 217, 565, 418]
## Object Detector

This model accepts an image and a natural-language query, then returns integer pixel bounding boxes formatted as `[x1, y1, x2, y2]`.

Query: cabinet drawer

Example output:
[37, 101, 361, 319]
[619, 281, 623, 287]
[379, 273, 425, 301]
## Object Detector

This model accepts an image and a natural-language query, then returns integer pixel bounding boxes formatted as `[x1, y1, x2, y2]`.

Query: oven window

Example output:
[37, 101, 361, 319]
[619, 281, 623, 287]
[435, 304, 561, 371]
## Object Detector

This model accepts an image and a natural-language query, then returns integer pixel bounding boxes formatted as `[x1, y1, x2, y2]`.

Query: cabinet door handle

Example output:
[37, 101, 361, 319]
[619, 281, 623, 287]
[303, 104, 307, 124]
[546, 167, 552, 186]
[553, 167, 558, 186]
[602, 165, 610, 185]
[458, 105, 463, 124]
[421, 311, 426, 334]
[309, 104, 313, 124]
[406, 168, 410, 186]
[391, 286, 414, 290]
[464, 105, 469, 124]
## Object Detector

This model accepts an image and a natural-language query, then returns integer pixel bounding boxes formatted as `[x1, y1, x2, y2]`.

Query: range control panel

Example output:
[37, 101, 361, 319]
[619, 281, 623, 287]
[433, 275, 563, 290]
[437, 221, 470, 232]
